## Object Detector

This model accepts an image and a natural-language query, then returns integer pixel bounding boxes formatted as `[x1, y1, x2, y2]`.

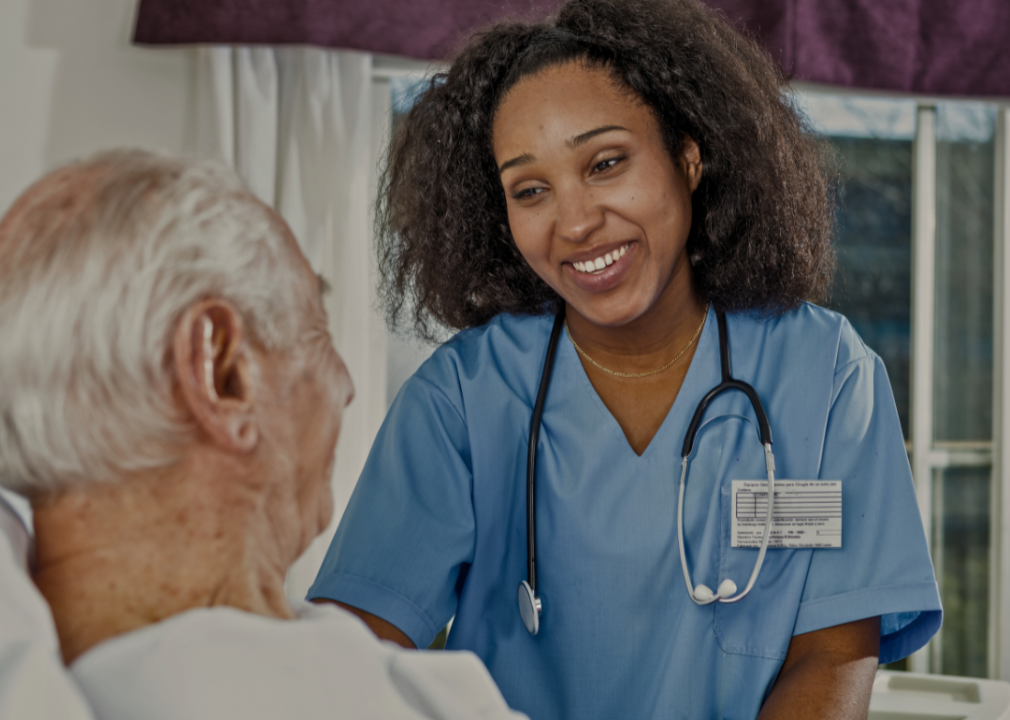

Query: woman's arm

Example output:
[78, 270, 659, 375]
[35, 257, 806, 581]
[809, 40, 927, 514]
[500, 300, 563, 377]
[757, 617, 880, 720]
[312, 599, 416, 649]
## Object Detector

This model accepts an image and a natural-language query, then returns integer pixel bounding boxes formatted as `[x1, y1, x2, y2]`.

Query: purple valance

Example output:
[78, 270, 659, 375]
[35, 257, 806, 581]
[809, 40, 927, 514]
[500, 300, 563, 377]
[134, 0, 1010, 97]
[133, 0, 546, 62]
[708, 0, 1010, 98]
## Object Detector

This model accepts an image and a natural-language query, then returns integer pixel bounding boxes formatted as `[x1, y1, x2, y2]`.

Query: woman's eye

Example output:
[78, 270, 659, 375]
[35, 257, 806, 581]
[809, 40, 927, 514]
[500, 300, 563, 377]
[513, 187, 544, 200]
[592, 156, 623, 174]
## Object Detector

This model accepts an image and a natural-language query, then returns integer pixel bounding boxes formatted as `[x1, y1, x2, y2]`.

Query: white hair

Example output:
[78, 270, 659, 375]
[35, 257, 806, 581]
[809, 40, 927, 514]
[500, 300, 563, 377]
[0, 149, 310, 496]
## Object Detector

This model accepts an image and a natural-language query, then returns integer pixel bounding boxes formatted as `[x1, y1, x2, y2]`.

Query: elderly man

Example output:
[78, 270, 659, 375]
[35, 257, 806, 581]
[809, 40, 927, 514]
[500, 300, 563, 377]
[0, 150, 525, 720]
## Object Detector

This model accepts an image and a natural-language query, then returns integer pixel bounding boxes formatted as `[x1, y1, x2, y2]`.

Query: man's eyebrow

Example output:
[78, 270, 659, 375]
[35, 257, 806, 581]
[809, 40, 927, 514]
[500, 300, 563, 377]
[498, 153, 535, 175]
[569, 125, 629, 148]
[317, 273, 332, 298]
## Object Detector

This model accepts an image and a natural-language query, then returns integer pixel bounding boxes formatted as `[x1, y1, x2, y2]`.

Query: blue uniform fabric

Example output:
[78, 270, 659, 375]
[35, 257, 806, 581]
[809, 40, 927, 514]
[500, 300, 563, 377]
[309, 304, 941, 720]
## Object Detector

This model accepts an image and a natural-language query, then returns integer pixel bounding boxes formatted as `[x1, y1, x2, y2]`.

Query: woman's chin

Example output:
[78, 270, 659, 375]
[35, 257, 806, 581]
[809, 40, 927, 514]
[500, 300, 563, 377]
[565, 299, 649, 329]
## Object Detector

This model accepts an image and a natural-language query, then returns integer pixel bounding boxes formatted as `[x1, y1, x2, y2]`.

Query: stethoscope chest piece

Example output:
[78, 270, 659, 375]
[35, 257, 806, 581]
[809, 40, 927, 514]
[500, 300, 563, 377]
[518, 580, 542, 635]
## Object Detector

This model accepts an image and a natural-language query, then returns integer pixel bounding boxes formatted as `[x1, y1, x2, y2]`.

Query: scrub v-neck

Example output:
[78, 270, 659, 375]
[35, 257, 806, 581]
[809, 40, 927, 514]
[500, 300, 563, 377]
[563, 305, 717, 461]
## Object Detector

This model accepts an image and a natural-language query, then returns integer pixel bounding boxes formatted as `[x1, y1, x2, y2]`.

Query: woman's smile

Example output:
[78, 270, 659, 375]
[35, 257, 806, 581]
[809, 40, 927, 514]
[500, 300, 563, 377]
[564, 241, 637, 293]
[569, 242, 629, 274]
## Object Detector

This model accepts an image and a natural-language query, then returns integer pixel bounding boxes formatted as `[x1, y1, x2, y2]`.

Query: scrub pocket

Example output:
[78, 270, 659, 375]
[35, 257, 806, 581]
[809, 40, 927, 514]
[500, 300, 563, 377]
[713, 485, 813, 660]
[684, 411, 813, 659]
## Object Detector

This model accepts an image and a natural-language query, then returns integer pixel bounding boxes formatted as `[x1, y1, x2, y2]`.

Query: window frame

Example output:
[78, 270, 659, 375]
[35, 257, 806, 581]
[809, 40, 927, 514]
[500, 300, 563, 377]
[992, 106, 1010, 682]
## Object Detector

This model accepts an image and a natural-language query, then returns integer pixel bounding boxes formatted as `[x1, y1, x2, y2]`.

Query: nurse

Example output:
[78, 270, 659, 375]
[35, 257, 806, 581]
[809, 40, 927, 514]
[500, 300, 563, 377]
[309, 0, 942, 717]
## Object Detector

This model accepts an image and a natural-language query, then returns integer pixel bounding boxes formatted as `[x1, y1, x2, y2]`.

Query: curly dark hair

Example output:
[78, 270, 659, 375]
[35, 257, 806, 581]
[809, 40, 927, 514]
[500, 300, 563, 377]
[379, 0, 836, 341]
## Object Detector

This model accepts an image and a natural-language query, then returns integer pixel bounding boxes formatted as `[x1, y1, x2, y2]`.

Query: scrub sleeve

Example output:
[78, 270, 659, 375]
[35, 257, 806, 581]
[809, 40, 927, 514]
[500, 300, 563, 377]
[310, 372, 475, 647]
[795, 351, 941, 662]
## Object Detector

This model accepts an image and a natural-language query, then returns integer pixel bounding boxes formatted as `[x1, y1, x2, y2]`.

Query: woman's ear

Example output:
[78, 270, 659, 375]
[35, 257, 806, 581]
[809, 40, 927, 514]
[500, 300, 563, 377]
[173, 299, 258, 453]
[680, 136, 703, 193]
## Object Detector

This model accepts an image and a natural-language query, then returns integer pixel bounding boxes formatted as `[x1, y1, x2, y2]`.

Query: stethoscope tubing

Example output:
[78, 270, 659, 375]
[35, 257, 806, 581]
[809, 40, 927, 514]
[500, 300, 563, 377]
[526, 312, 566, 597]
[677, 443, 776, 605]
[521, 308, 776, 632]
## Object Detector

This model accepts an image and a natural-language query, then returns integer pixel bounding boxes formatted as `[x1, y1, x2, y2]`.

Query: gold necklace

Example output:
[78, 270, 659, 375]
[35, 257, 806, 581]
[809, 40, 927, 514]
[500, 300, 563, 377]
[565, 304, 710, 379]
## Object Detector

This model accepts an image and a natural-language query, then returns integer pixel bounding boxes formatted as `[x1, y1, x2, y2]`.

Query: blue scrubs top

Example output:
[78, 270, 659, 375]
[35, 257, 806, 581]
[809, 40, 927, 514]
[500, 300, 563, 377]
[309, 304, 941, 720]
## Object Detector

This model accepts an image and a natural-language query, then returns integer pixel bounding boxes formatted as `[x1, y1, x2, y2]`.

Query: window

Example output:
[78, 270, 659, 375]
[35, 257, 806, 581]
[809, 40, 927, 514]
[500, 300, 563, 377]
[794, 91, 1003, 678]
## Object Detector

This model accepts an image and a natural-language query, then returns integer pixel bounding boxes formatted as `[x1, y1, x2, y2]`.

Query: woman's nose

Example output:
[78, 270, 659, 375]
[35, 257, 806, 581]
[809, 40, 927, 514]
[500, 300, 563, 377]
[554, 186, 604, 243]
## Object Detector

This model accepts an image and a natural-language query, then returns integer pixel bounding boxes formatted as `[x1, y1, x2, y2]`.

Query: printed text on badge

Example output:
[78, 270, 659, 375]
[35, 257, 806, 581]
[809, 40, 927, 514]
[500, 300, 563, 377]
[731, 480, 842, 549]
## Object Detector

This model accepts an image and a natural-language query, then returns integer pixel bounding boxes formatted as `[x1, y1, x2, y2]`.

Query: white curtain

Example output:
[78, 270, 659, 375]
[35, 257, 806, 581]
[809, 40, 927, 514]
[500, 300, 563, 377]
[192, 46, 389, 599]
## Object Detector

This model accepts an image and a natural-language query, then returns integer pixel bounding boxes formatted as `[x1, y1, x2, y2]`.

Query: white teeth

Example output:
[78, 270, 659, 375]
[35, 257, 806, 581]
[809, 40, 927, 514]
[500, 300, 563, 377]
[571, 244, 630, 274]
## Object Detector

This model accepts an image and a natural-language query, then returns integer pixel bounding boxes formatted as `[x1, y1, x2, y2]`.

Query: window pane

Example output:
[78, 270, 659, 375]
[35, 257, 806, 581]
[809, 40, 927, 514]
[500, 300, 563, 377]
[795, 94, 917, 440]
[827, 137, 913, 439]
[933, 103, 996, 442]
[934, 466, 991, 678]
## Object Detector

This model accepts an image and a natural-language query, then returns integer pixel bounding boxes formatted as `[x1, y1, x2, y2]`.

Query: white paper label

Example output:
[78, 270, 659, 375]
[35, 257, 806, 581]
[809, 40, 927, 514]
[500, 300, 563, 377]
[730, 480, 842, 549]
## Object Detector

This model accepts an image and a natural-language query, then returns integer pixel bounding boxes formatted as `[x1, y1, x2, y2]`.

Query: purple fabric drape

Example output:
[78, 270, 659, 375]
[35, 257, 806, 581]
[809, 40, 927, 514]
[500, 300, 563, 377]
[133, 0, 1010, 97]
[133, 0, 546, 62]
[707, 0, 1010, 97]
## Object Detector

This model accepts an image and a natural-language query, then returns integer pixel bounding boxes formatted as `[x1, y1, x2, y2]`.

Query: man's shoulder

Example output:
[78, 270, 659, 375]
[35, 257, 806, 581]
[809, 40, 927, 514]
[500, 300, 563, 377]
[73, 602, 376, 671]
[70, 605, 387, 718]
[72, 603, 525, 720]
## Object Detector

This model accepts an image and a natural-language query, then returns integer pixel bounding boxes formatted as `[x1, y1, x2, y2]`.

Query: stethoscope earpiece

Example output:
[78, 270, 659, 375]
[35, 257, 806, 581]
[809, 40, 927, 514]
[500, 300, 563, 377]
[693, 584, 715, 603]
[690, 578, 740, 604]
[717, 579, 738, 597]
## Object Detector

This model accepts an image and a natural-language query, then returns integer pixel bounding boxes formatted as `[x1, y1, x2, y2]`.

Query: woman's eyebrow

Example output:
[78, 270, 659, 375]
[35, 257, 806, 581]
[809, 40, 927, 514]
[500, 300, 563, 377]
[569, 125, 628, 147]
[499, 153, 535, 175]
[498, 125, 629, 175]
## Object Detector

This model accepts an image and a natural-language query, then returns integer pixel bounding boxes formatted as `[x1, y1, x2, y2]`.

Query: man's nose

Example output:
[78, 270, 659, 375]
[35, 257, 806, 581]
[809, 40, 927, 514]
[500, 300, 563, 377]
[342, 369, 355, 408]
[554, 185, 604, 243]
[332, 350, 355, 408]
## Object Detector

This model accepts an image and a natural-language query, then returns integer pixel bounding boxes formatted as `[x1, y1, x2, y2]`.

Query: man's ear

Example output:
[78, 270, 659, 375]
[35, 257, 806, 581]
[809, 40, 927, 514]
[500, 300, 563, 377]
[173, 299, 258, 453]
[680, 136, 703, 193]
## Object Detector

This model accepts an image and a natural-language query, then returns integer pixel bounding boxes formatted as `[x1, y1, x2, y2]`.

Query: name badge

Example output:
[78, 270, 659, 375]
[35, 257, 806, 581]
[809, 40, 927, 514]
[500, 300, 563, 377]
[730, 480, 842, 549]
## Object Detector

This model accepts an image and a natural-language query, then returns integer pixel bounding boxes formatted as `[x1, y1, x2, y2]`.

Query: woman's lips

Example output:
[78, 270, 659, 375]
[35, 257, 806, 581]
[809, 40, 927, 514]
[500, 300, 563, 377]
[564, 242, 636, 293]
[570, 242, 629, 273]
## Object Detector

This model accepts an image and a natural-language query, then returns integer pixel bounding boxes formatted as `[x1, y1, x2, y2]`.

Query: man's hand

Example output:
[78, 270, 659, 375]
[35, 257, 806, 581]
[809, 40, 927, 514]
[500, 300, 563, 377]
[757, 616, 880, 720]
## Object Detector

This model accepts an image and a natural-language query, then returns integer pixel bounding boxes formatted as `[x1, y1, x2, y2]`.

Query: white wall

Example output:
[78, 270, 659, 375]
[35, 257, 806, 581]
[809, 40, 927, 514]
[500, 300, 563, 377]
[0, 0, 193, 213]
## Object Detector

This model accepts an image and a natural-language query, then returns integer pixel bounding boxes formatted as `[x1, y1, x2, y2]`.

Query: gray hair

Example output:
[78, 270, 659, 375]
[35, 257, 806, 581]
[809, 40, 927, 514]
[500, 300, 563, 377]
[0, 149, 309, 496]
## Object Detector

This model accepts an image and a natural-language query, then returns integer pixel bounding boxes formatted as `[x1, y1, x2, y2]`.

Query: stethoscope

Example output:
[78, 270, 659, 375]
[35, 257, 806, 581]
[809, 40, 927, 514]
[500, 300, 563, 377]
[518, 309, 777, 635]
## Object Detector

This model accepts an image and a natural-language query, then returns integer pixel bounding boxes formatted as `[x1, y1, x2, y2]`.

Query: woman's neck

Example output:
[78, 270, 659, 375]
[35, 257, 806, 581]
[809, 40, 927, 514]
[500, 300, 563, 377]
[563, 265, 708, 455]
[31, 459, 295, 664]
[565, 268, 707, 376]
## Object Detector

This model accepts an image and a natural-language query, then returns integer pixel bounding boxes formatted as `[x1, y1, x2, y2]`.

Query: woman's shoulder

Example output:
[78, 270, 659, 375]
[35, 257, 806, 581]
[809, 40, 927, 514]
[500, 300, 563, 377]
[416, 313, 555, 379]
[731, 302, 874, 373]
[397, 313, 556, 413]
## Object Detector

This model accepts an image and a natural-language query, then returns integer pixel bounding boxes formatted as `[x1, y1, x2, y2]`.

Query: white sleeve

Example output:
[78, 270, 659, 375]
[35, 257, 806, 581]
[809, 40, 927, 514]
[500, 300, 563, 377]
[72, 602, 526, 720]
[0, 493, 95, 720]
[389, 650, 528, 720]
